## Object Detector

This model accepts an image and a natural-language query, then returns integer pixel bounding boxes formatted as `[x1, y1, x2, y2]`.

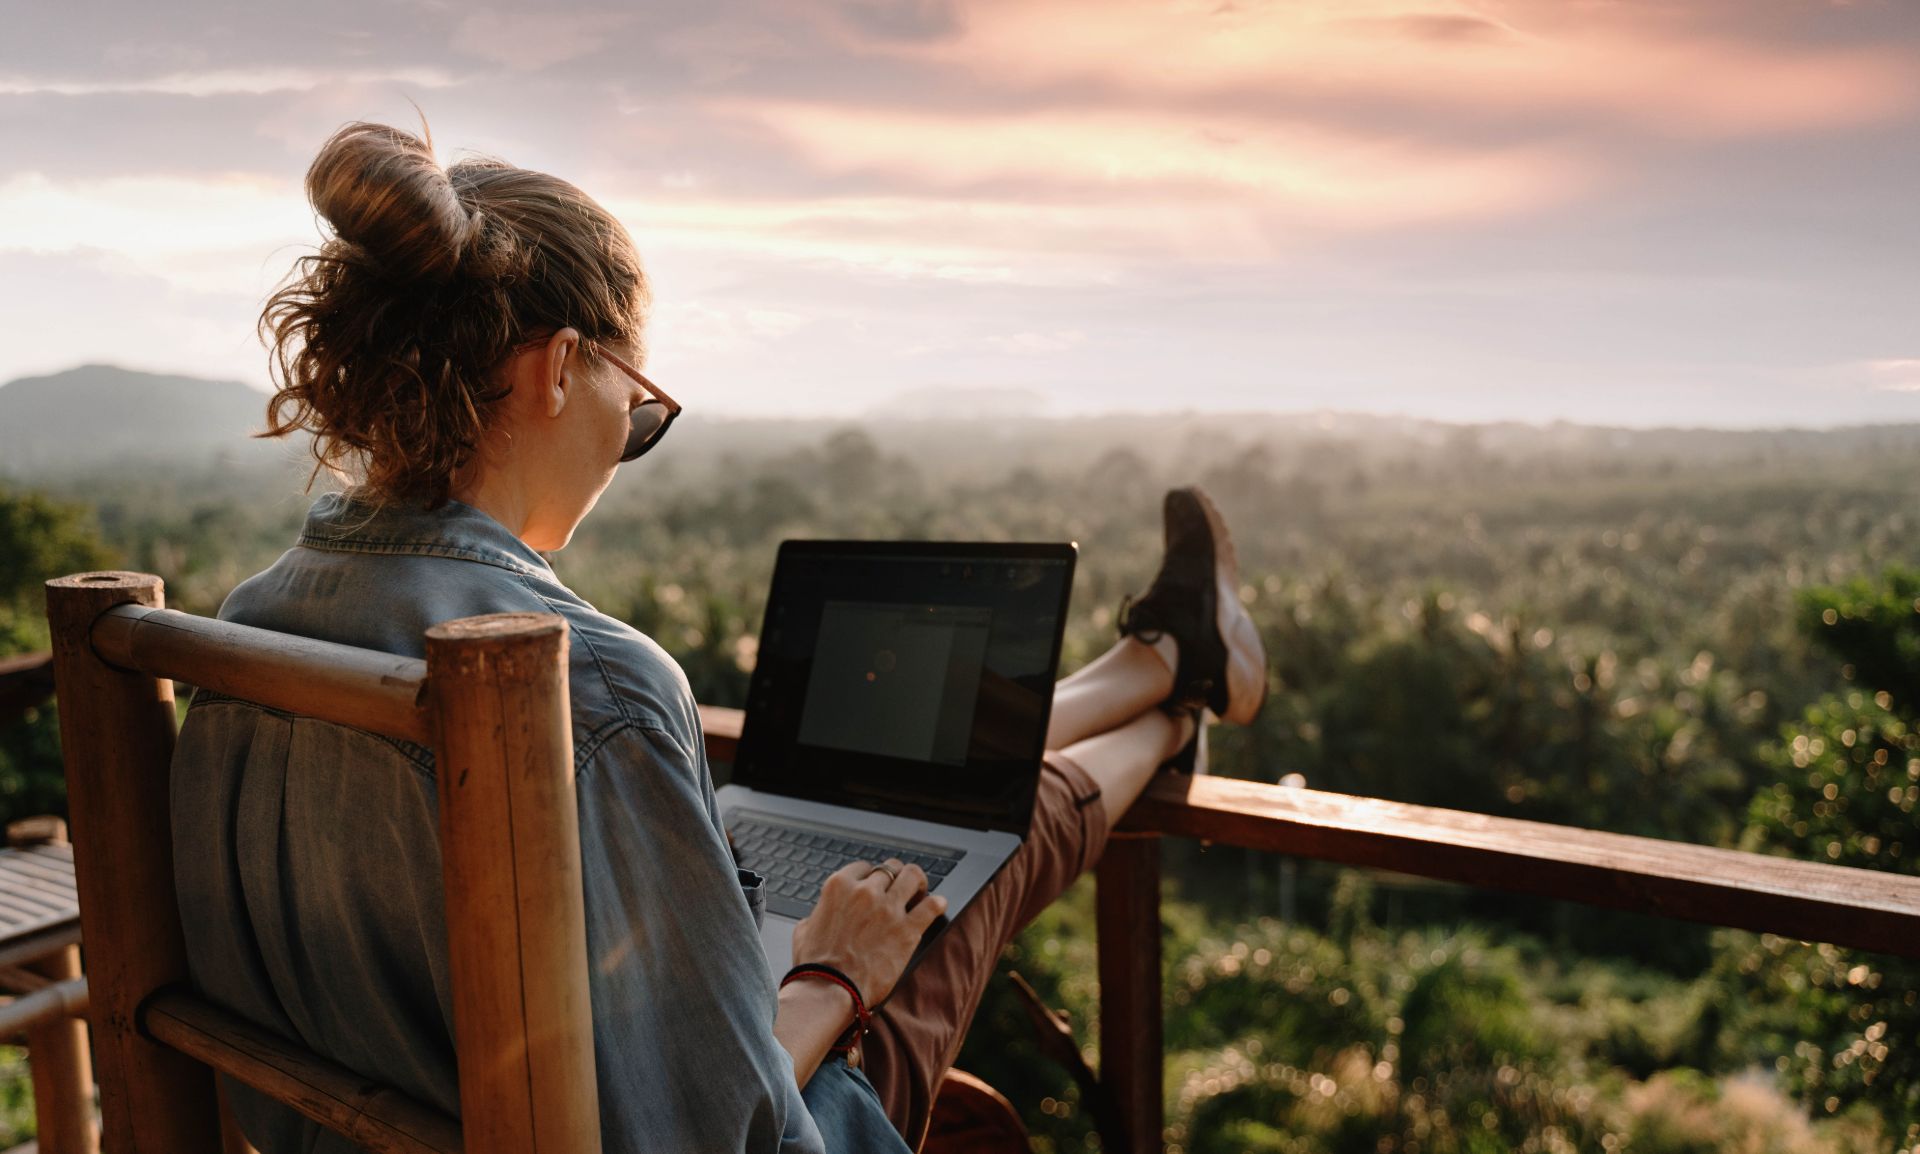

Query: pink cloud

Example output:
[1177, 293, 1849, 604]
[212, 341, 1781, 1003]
[1864, 359, 1920, 392]
[855, 0, 1919, 138]
[715, 100, 1591, 233]
[452, 10, 638, 72]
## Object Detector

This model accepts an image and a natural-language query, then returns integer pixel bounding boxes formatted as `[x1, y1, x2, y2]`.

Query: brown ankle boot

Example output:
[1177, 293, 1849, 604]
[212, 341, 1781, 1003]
[1116, 486, 1268, 726]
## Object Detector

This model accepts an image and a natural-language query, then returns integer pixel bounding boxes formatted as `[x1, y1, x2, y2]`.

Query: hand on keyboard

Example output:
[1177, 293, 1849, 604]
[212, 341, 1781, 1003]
[728, 817, 965, 920]
[789, 858, 948, 1009]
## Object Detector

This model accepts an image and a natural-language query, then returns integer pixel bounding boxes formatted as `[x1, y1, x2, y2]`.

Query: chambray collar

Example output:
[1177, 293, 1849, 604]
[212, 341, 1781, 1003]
[297, 491, 556, 581]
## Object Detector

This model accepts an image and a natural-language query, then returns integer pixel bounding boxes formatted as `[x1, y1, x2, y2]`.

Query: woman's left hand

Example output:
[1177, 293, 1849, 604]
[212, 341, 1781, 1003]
[789, 858, 948, 1010]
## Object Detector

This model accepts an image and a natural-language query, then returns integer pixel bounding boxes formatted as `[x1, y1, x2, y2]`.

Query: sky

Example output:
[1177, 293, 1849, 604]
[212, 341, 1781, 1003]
[2, 0, 1917, 427]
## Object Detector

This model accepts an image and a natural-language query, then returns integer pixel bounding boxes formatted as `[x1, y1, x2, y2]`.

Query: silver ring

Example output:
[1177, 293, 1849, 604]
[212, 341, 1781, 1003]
[867, 864, 899, 884]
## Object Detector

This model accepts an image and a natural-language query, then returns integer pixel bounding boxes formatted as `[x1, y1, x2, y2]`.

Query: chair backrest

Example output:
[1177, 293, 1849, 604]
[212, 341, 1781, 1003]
[45, 571, 601, 1154]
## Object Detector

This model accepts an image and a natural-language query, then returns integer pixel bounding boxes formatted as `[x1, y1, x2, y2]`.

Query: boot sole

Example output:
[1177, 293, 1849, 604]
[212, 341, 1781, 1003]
[1189, 487, 1268, 725]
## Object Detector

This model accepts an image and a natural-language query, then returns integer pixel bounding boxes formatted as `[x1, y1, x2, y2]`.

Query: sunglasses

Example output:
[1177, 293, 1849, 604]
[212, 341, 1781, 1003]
[589, 342, 682, 463]
[512, 334, 683, 463]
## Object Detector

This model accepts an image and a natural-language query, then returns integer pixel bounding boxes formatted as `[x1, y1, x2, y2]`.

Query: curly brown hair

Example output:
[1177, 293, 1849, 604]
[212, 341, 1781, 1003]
[259, 120, 650, 507]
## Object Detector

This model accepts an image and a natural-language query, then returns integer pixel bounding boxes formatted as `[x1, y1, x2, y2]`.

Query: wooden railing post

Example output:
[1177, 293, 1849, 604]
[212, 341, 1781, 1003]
[1097, 834, 1164, 1154]
[12, 814, 98, 1154]
[24, 943, 94, 1154]
[45, 572, 220, 1151]
[425, 613, 599, 1154]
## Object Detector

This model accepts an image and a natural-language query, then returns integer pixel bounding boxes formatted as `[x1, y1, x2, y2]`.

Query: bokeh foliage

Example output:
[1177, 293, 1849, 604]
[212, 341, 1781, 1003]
[1718, 571, 1920, 1150]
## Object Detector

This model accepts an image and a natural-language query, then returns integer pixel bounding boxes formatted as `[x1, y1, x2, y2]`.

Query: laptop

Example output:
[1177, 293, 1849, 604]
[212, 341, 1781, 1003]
[717, 539, 1077, 975]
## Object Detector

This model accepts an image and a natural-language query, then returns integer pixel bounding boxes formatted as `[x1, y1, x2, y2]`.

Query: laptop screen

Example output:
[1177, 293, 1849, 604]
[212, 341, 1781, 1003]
[733, 540, 1077, 833]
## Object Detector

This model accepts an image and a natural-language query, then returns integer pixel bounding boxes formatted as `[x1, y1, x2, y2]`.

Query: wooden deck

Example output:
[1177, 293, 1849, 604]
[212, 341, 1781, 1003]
[0, 844, 80, 969]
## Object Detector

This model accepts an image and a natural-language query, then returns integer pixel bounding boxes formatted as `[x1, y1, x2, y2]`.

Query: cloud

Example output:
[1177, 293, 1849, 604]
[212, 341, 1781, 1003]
[829, 0, 964, 43]
[608, 193, 1133, 282]
[0, 173, 308, 264]
[983, 330, 1084, 355]
[873, 0, 1919, 138]
[745, 308, 806, 338]
[719, 101, 1589, 230]
[1355, 13, 1516, 44]
[0, 249, 271, 389]
[0, 0, 1916, 427]
[0, 67, 456, 97]
[1863, 359, 1920, 392]
[451, 10, 638, 72]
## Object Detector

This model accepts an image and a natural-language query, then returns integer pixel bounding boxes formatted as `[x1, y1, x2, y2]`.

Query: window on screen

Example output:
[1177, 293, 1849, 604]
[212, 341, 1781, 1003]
[797, 601, 992, 766]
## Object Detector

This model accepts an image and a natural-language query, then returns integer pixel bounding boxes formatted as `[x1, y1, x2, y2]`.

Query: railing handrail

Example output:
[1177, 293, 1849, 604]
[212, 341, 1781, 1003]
[1128, 772, 1920, 957]
[700, 703, 1920, 957]
[91, 604, 429, 743]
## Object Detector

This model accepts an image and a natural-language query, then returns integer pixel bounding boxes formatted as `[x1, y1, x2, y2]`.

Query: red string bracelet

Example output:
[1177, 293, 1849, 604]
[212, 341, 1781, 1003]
[781, 963, 870, 1053]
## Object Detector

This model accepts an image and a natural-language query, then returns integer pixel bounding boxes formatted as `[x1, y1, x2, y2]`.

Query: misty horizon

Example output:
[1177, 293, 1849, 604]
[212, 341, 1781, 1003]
[7, 362, 1920, 445]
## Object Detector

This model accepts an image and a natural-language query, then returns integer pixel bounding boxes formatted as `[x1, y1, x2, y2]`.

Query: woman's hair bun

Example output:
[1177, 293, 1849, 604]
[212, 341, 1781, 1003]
[306, 121, 480, 285]
[262, 117, 649, 508]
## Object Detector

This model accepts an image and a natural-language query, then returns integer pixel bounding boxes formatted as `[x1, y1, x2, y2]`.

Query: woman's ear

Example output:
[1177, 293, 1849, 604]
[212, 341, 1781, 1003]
[540, 327, 583, 419]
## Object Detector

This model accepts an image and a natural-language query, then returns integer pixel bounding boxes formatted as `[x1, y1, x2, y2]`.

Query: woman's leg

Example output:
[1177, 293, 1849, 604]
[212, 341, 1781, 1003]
[1047, 633, 1193, 830]
[1045, 634, 1179, 751]
[1056, 706, 1193, 837]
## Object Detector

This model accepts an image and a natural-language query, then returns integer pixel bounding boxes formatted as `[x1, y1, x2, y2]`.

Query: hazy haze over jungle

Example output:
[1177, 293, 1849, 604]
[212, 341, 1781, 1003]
[9, 363, 1919, 485]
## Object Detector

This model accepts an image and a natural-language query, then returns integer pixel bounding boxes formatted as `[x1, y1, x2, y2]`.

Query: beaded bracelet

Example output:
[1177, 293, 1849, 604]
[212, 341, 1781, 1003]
[780, 963, 870, 1053]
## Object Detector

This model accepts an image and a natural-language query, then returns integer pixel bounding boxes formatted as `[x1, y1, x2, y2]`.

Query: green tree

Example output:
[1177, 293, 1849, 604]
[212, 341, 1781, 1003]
[0, 485, 115, 651]
[1726, 570, 1920, 1148]
[0, 486, 117, 828]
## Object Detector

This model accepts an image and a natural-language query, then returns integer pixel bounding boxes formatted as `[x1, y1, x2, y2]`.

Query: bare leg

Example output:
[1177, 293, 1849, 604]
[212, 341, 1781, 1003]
[1058, 707, 1193, 836]
[1046, 634, 1178, 750]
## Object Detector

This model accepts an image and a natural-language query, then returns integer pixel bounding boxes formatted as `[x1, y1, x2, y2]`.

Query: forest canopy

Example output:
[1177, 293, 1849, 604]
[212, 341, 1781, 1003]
[3, 411, 1918, 1152]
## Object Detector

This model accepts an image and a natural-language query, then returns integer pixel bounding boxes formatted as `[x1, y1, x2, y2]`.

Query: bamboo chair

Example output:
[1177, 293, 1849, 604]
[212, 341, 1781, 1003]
[46, 572, 594, 1154]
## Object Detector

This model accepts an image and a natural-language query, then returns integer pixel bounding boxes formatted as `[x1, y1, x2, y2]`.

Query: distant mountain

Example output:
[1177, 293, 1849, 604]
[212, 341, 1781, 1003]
[0, 364, 288, 476]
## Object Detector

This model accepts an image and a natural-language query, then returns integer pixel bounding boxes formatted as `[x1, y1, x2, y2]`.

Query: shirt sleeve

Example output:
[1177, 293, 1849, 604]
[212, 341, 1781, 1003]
[577, 722, 826, 1154]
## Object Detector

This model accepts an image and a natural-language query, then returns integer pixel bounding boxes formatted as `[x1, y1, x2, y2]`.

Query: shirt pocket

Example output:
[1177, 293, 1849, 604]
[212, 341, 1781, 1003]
[737, 868, 768, 931]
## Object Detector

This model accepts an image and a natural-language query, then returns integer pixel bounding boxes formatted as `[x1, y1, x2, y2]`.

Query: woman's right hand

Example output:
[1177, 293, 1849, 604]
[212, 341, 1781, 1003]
[789, 859, 949, 1008]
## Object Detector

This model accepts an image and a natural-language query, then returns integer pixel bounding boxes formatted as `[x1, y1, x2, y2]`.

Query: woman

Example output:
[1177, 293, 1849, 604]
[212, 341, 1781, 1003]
[171, 121, 1268, 1153]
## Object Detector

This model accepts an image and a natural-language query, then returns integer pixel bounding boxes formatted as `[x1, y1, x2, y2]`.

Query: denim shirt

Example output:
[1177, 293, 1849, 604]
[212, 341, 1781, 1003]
[171, 493, 909, 1154]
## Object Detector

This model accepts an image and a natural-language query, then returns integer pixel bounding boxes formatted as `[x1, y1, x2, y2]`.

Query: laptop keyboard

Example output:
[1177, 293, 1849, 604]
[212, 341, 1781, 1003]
[727, 812, 967, 920]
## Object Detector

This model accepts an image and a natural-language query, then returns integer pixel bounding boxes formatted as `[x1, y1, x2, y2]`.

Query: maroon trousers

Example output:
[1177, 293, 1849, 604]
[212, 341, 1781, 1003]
[857, 752, 1111, 1147]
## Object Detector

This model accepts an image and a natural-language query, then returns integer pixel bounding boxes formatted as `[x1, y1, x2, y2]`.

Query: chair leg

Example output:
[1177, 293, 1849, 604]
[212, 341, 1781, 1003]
[25, 944, 95, 1154]
[923, 1070, 1027, 1154]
